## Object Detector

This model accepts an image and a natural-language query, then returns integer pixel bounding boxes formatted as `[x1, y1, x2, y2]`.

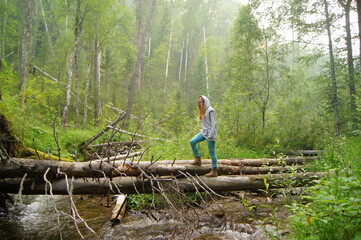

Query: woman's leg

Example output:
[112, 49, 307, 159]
[190, 133, 206, 157]
[207, 140, 217, 168]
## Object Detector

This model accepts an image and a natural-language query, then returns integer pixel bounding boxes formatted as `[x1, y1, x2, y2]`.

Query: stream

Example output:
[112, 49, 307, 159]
[0, 193, 291, 239]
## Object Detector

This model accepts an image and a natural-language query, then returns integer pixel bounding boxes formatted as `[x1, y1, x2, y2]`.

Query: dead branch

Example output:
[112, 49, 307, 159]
[78, 112, 126, 152]
[107, 126, 170, 142]
[33, 65, 65, 85]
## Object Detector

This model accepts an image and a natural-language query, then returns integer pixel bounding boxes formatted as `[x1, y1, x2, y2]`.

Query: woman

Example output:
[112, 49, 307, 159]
[189, 95, 218, 177]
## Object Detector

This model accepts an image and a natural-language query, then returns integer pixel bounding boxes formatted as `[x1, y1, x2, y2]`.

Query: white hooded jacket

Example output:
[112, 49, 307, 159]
[199, 95, 217, 141]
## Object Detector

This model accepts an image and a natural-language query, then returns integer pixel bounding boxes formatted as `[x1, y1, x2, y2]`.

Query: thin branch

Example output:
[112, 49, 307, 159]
[107, 126, 170, 142]
[18, 173, 27, 204]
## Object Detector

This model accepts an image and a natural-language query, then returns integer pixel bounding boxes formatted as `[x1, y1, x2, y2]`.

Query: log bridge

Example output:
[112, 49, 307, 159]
[0, 155, 327, 195]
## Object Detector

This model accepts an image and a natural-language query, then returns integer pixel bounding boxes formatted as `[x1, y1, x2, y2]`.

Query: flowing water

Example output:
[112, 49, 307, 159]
[0, 194, 289, 239]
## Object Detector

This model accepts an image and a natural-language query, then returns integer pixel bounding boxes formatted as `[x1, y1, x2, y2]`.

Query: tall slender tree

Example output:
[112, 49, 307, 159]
[125, 0, 156, 123]
[356, 0, 361, 67]
[74, 0, 83, 127]
[61, 0, 83, 127]
[324, 0, 341, 135]
[163, 0, 174, 95]
[19, 0, 33, 107]
[1, 0, 7, 58]
[203, 26, 210, 97]
[338, 0, 357, 127]
[93, 38, 101, 126]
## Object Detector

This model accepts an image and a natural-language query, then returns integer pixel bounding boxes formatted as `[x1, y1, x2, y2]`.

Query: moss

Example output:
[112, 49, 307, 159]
[0, 113, 73, 162]
[19, 147, 74, 162]
[0, 113, 23, 157]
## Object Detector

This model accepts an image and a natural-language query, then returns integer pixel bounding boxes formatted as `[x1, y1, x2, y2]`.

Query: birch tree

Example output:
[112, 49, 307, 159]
[93, 38, 101, 126]
[61, 0, 83, 127]
[39, 0, 53, 55]
[163, 0, 174, 95]
[203, 26, 209, 97]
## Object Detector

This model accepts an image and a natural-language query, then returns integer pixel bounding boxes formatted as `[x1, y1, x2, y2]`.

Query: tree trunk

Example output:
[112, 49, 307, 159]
[135, 0, 143, 89]
[61, 45, 76, 126]
[125, 0, 156, 123]
[0, 156, 317, 179]
[39, 0, 53, 55]
[94, 38, 101, 126]
[338, 0, 356, 126]
[356, 0, 361, 68]
[1, 0, 7, 58]
[203, 26, 210, 97]
[29, 1, 38, 66]
[0, 172, 327, 195]
[324, 0, 341, 135]
[163, 1, 174, 95]
[19, 0, 33, 107]
[178, 39, 184, 81]
[74, 0, 83, 127]
[261, 31, 270, 131]
[147, 34, 151, 57]
[82, 62, 91, 129]
[62, 1, 83, 127]
[183, 34, 189, 99]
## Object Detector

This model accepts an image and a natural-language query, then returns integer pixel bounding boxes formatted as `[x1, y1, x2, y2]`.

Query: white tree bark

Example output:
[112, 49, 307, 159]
[61, 46, 76, 126]
[61, 1, 82, 127]
[82, 62, 91, 129]
[147, 34, 151, 57]
[163, 1, 174, 95]
[183, 34, 188, 98]
[39, 0, 53, 55]
[94, 39, 101, 126]
[178, 39, 184, 81]
[203, 26, 209, 97]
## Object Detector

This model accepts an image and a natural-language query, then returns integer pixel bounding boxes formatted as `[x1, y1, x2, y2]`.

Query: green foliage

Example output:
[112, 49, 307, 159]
[127, 192, 208, 210]
[127, 194, 158, 210]
[287, 176, 361, 240]
[287, 137, 361, 240]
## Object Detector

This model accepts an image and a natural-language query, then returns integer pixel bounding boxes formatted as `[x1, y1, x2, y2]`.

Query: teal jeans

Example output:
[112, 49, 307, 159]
[190, 133, 217, 168]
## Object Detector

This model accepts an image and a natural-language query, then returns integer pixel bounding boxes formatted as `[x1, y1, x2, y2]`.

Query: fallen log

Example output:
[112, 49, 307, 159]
[78, 112, 126, 152]
[0, 172, 328, 195]
[0, 157, 317, 179]
[140, 156, 317, 167]
[92, 151, 143, 162]
[89, 141, 146, 149]
[33, 65, 65, 85]
[287, 150, 324, 156]
[111, 194, 127, 225]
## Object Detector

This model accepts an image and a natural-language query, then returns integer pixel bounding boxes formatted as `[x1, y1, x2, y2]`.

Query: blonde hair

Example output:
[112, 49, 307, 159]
[197, 96, 206, 120]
